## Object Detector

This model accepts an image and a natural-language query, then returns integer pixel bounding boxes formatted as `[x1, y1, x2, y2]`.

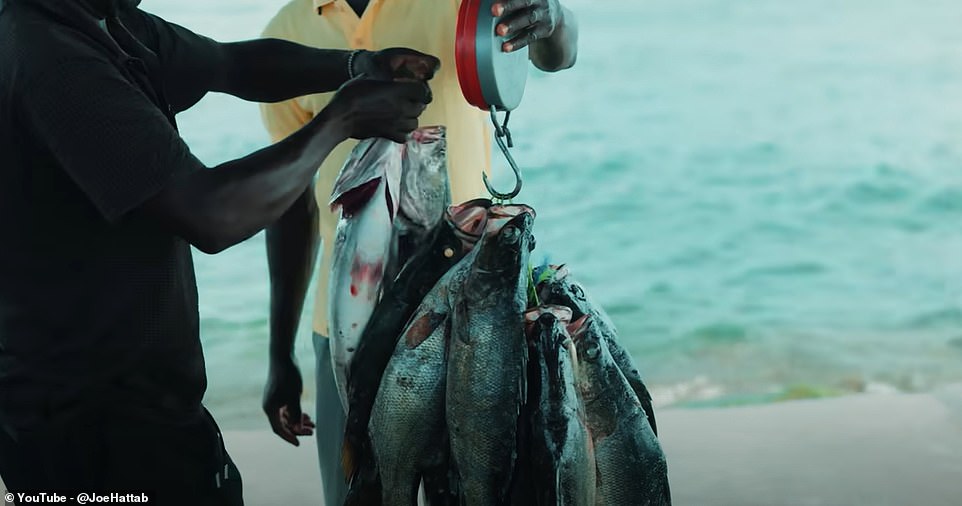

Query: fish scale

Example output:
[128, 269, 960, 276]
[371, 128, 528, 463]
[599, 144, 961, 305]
[369, 314, 453, 506]
[446, 212, 534, 506]
[575, 319, 671, 506]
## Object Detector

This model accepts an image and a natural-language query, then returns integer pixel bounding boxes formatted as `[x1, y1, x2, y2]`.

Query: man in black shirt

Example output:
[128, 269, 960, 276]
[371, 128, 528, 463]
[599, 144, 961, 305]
[0, 0, 438, 503]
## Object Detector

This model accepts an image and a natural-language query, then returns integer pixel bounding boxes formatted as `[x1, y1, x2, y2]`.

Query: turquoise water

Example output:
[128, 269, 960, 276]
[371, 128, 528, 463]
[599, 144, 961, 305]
[147, 0, 962, 427]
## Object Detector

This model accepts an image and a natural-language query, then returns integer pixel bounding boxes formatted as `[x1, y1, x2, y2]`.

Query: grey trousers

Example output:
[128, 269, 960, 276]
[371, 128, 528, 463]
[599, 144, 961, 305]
[313, 333, 349, 506]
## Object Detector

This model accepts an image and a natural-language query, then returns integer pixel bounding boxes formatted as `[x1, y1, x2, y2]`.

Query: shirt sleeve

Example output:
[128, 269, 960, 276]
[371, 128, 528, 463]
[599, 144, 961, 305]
[23, 57, 207, 224]
[130, 9, 223, 113]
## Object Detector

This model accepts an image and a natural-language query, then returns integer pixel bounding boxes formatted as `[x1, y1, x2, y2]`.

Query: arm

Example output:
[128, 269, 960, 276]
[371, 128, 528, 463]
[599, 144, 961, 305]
[265, 186, 318, 365]
[137, 10, 354, 112]
[142, 107, 344, 254]
[255, 77, 322, 443]
[261, 184, 320, 445]
[493, 0, 579, 72]
[211, 39, 354, 103]
[139, 10, 439, 112]
[25, 51, 430, 252]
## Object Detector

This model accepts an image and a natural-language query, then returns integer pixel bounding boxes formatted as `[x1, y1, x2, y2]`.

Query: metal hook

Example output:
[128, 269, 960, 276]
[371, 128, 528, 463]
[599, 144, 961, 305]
[484, 106, 523, 201]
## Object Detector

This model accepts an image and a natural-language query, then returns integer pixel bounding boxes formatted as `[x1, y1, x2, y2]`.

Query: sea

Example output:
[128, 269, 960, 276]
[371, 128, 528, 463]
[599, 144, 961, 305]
[144, 0, 962, 428]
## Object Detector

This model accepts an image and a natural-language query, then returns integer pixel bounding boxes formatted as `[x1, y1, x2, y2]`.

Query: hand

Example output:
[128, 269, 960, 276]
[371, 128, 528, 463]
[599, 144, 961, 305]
[263, 357, 316, 446]
[326, 77, 433, 143]
[492, 0, 563, 53]
[353, 48, 441, 82]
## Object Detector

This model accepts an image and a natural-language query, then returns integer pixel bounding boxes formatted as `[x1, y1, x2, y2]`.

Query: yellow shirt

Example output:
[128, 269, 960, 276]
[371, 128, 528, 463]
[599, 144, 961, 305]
[260, 0, 492, 337]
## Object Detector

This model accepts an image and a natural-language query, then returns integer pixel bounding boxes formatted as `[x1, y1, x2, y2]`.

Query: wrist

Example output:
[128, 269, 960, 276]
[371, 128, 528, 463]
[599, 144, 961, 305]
[348, 49, 376, 80]
[347, 49, 362, 80]
[269, 350, 297, 367]
[315, 105, 351, 143]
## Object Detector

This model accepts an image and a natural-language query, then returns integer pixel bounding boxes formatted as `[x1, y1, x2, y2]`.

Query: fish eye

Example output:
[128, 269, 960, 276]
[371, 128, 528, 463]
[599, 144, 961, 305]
[501, 226, 520, 242]
[572, 284, 585, 300]
[585, 341, 600, 361]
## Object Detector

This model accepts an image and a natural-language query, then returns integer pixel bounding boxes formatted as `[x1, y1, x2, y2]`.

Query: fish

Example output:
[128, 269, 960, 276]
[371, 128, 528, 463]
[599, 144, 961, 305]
[341, 217, 470, 505]
[446, 209, 536, 506]
[344, 203, 535, 506]
[538, 267, 659, 435]
[367, 310, 452, 506]
[525, 308, 596, 506]
[328, 137, 404, 412]
[383, 127, 453, 294]
[574, 317, 671, 506]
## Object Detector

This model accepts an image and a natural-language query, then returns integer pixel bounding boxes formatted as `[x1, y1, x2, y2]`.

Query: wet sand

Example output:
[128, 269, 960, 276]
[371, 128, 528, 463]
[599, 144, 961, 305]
[3, 386, 961, 505]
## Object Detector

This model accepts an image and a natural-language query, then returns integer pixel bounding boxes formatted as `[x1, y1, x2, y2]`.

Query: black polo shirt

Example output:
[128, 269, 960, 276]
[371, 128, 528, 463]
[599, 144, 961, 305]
[0, 0, 223, 435]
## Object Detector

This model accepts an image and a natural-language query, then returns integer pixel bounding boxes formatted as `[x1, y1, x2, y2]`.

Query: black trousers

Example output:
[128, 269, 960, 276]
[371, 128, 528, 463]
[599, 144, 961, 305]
[0, 408, 243, 506]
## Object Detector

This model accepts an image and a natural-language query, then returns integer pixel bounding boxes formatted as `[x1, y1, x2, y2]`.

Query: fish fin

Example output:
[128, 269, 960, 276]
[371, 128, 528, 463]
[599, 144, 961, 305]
[332, 178, 382, 216]
[341, 436, 358, 483]
[641, 387, 658, 436]
[344, 442, 383, 506]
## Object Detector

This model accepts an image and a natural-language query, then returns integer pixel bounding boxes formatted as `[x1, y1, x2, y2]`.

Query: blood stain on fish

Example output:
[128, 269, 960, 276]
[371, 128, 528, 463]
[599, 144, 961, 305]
[405, 312, 445, 348]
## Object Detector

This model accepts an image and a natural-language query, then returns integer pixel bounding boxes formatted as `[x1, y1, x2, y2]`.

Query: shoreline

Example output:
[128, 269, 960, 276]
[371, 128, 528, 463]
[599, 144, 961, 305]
[3, 386, 961, 505]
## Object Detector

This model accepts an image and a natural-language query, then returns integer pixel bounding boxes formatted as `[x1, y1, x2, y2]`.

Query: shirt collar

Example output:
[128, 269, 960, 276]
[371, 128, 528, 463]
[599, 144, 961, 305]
[313, 0, 335, 14]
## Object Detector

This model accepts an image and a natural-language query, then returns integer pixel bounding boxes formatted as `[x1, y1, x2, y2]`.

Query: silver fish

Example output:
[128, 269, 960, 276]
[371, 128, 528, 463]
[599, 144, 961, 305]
[328, 137, 403, 413]
[446, 210, 536, 506]
[384, 126, 452, 294]
[574, 318, 671, 506]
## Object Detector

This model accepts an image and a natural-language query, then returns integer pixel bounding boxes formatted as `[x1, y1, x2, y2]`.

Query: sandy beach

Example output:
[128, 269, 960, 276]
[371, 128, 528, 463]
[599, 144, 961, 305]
[219, 386, 962, 505]
[4, 386, 961, 505]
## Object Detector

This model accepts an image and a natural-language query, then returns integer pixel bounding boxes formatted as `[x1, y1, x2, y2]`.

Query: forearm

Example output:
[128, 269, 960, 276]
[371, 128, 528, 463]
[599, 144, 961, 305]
[147, 110, 346, 254]
[214, 38, 355, 103]
[529, 6, 579, 72]
[266, 187, 320, 363]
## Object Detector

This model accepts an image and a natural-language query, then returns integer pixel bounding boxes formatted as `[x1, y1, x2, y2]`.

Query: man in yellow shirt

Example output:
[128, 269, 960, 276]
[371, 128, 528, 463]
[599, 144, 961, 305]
[258, 0, 578, 502]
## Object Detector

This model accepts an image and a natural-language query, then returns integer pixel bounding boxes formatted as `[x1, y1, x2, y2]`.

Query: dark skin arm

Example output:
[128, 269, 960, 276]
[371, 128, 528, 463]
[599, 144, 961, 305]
[165, 37, 440, 112]
[262, 185, 320, 445]
[209, 39, 355, 104]
[142, 78, 433, 255]
[493, 0, 579, 72]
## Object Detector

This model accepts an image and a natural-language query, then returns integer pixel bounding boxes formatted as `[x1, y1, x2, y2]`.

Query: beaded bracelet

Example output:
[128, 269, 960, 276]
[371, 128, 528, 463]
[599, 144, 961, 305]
[347, 49, 362, 79]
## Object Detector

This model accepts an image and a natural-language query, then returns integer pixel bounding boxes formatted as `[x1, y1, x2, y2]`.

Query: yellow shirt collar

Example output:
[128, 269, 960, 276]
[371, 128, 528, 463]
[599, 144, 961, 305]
[313, 0, 336, 13]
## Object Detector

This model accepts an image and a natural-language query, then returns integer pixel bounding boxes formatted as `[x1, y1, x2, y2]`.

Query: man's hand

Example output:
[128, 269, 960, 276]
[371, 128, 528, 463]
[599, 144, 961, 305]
[493, 0, 564, 53]
[325, 77, 433, 143]
[263, 357, 316, 446]
[353, 48, 441, 82]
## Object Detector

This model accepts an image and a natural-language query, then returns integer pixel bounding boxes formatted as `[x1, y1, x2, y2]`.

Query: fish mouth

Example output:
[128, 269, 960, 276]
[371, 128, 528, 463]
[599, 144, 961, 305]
[524, 304, 573, 337]
[484, 204, 536, 235]
[567, 314, 589, 340]
[530, 312, 571, 386]
[408, 125, 445, 144]
[471, 208, 535, 274]
[446, 199, 493, 250]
